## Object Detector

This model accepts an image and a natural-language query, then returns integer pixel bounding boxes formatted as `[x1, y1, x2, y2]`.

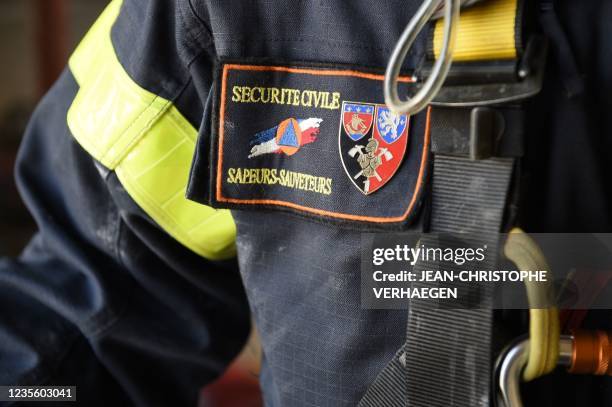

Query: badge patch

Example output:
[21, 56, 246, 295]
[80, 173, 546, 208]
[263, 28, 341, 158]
[200, 62, 431, 228]
[249, 117, 322, 158]
[340, 103, 409, 195]
[342, 103, 374, 141]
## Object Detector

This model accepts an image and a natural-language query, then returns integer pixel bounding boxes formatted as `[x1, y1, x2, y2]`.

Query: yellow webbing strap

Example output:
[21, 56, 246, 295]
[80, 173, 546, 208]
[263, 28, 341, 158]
[504, 228, 560, 382]
[433, 0, 519, 61]
[67, 0, 236, 260]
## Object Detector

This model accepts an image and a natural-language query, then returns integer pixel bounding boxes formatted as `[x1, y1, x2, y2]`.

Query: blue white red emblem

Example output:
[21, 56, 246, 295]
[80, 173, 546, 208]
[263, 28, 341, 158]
[339, 101, 409, 195]
[376, 106, 408, 144]
[249, 117, 323, 158]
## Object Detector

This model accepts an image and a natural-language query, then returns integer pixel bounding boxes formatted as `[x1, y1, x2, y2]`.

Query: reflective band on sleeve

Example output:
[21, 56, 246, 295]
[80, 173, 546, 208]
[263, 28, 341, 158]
[433, 0, 519, 61]
[67, 0, 236, 260]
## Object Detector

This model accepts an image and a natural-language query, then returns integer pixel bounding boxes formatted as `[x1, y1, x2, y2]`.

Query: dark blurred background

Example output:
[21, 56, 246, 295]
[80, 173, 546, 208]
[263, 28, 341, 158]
[0, 0, 108, 255]
[0, 1, 261, 405]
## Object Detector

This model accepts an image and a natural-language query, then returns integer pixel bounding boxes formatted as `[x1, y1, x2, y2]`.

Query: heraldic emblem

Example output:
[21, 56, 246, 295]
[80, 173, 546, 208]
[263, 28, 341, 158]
[339, 101, 409, 195]
[249, 117, 323, 158]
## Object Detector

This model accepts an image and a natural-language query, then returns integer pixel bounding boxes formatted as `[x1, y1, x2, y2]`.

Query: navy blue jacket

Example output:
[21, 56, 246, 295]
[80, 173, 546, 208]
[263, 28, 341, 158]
[1, 0, 611, 406]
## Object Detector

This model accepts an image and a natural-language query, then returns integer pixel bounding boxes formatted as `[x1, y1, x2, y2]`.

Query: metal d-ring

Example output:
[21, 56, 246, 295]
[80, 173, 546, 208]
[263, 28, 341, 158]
[384, 0, 460, 115]
[497, 336, 574, 407]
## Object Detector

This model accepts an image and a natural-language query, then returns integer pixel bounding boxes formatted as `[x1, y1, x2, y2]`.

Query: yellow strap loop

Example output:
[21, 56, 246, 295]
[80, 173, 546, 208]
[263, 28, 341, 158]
[504, 228, 560, 381]
[433, 0, 519, 61]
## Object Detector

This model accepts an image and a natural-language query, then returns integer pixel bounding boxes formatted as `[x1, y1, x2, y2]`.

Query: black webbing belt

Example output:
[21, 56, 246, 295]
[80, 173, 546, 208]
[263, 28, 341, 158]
[360, 107, 519, 406]
[404, 156, 514, 407]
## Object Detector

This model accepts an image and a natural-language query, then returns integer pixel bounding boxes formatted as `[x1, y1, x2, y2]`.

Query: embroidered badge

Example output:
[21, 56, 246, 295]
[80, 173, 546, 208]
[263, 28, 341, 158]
[340, 103, 409, 195]
[249, 118, 322, 158]
[203, 62, 430, 227]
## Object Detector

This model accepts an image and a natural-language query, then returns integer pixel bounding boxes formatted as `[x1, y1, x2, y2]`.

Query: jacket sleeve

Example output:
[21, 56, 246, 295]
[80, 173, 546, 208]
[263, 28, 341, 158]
[0, 1, 250, 405]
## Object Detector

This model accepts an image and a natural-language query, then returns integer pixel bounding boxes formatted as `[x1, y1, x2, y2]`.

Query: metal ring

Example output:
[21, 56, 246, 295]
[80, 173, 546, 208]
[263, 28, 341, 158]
[384, 0, 460, 115]
[497, 339, 529, 407]
[497, 336, 574, 407]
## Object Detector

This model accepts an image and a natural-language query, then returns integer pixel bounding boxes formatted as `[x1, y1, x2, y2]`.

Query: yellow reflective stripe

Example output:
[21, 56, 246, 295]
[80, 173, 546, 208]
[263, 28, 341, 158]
[67, 0, 236, 260]
[115, 107, 237, 260]
[433, 0, 519, 62]
[67, 0, 170, 169]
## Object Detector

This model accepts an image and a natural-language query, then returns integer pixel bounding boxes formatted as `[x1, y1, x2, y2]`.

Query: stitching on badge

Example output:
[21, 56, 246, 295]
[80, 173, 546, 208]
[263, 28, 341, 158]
[215, 63, 430, 224]
[220, 64, 415, 83]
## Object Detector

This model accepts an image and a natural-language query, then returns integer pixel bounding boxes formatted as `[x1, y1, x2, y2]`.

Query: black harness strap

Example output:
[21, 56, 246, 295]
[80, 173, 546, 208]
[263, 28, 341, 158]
[404, 155, 514, 407]
[360, 154, 515, 406]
